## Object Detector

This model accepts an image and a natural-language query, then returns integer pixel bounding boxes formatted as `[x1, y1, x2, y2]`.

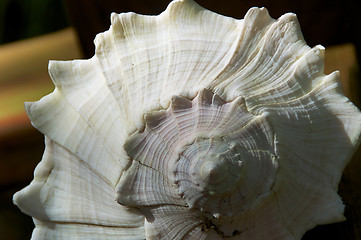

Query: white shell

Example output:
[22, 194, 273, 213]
[13, 0, 361, 239]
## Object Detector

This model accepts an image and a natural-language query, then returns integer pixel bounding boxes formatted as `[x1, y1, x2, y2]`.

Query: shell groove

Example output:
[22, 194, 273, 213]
[13, 0, 361, 239]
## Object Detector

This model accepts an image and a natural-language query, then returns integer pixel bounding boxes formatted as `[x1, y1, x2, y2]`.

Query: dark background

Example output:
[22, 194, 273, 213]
[0, 0, 68, 44]
[63, 0, 361, 61]
[1, 0, 360, 60]
[1, 0, 360, 239]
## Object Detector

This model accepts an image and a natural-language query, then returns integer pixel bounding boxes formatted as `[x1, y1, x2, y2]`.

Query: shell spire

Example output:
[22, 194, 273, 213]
[13, 0, 361, 239]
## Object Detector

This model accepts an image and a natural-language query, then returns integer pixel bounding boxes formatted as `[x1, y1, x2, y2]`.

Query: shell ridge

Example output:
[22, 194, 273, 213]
[13, 138, 145, 233]
[120, 120, 186, 207]
[51, 90, 128, 173]
[32, 219, 146, 239]
[160, 0, 243, 106]
[26, 90, 127, 190]
[50, 58, 130, 162]
[247, 70, 344, 114]
[244, 47, 328, 114]
[229, 46, 304, 103]
[159, 0, 204, 105]
[214, 10, 310, 103]
[14, 1, 361, 239]
[120, 88, 281, 238]
[143, 206, 203, 239]
[116, 161, 185, 208]
[211, 9, 275, 97]
[95, 14, 147, 133]
[183, 8, 240, 89]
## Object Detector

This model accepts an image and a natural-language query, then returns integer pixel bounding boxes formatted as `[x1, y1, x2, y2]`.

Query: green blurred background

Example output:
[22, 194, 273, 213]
[0, 0, 69, 44]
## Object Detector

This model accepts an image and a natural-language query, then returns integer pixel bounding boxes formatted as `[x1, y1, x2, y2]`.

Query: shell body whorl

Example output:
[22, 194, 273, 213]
[13, 0, 361, 239]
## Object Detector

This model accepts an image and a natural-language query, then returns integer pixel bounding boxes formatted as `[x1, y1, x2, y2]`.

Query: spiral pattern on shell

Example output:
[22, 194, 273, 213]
[118, 89, 279, 238]
[12, 0, 361, 239]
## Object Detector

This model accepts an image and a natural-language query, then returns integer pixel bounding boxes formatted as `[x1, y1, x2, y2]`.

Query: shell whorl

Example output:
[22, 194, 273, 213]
[120, 89, 277, 213]
[12, 0, 361, 239]
[118, 89, 278, 238]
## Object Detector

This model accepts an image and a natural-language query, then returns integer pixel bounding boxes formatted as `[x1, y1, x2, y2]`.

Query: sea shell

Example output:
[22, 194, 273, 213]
[13, 0, 361, 239]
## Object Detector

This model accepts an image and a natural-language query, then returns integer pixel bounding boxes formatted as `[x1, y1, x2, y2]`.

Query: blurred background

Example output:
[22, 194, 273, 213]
[0, 0, 360, 239]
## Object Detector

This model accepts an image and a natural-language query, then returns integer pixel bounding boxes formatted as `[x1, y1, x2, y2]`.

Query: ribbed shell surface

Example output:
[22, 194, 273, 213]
[13, 0, 361, 239]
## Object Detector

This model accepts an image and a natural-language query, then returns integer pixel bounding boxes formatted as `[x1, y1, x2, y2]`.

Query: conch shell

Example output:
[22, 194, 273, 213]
[13, 0, 361, 239]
